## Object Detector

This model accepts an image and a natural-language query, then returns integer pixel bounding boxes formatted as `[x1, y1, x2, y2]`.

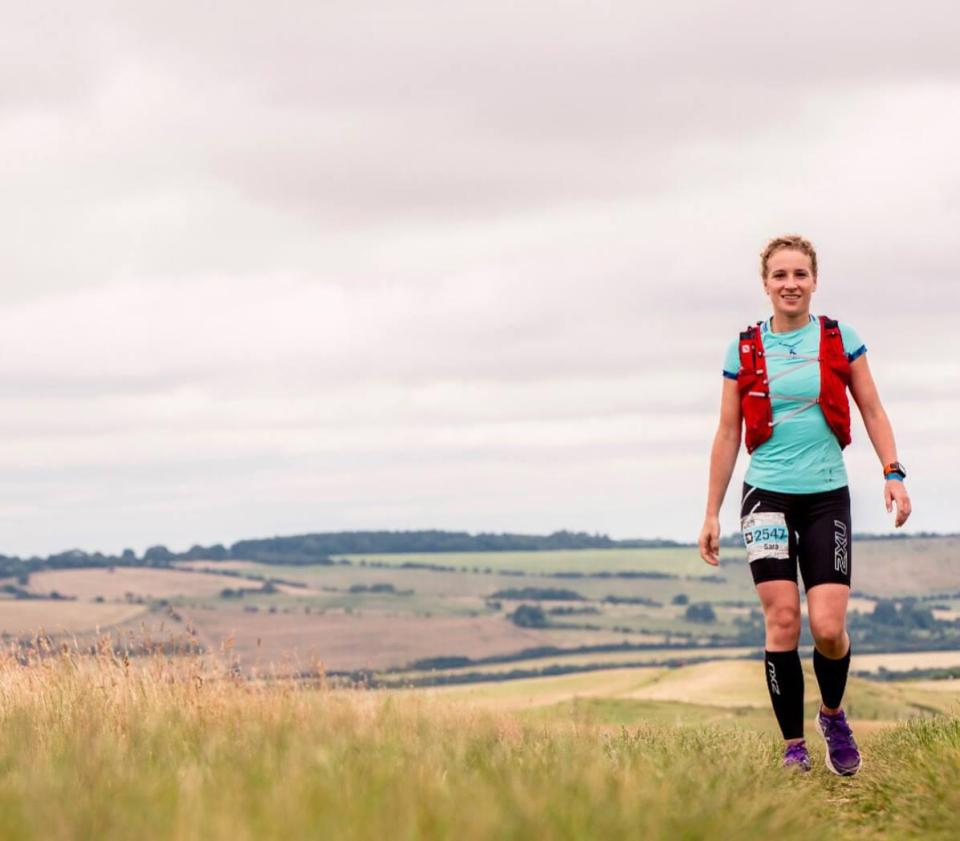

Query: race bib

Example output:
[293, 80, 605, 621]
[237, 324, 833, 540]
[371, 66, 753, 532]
[741, 511, 790, 563]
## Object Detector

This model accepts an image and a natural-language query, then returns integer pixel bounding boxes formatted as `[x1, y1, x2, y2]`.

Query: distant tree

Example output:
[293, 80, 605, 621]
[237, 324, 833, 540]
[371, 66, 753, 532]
[685, 603, 717, 623]
[181, 543, 230, 561]
[490, 587, 583, 601]
[345, 582, 412, 596]
[144, 545, 175, 565]
[409, 655, 473, 670]
[672, 593, 690, 605]
[206, 544, 229, 561]
[120, 548, 137, 564]
[548, 605, 601, 616]
[872, 600, 899, 624]
[604, 595, 662, 607]
[510, 604, 549, 628]
[903, 603, 936, 630]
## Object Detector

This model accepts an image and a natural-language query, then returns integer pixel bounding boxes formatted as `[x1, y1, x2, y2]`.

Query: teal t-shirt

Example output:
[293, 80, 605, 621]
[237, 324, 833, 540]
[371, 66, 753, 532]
[723, 315, 866, 494]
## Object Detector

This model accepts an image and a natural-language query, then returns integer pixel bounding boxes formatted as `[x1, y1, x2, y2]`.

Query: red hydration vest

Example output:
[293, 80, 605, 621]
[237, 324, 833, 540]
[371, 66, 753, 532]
[737, 315, 852, 454]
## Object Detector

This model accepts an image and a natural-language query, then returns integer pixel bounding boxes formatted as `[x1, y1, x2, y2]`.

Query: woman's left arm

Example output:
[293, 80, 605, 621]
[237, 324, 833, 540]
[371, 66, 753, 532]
[848, 354, 912, 527]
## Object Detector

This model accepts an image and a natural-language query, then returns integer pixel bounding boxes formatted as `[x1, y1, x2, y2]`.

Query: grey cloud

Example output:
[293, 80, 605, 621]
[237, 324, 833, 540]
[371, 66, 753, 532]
[0, 2, 957, 553]
[6, 2, 960, 231]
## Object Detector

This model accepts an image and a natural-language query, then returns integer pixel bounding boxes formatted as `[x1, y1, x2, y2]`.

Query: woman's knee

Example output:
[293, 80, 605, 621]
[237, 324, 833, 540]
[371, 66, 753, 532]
[764, 603, 801, 647]
[811, 619, 847, 653]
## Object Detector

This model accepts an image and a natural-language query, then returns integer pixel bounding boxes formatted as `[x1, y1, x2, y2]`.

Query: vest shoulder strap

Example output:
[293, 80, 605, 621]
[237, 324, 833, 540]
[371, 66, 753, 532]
[819, 315, 848, 363]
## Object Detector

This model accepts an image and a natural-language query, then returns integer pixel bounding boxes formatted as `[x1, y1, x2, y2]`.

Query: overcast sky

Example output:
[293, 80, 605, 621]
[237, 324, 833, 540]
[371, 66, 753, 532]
[1, 2, 957, 556]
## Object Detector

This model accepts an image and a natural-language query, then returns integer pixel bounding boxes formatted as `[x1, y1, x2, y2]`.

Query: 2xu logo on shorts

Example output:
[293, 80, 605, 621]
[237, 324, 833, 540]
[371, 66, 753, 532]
[834, 520, 848, 575]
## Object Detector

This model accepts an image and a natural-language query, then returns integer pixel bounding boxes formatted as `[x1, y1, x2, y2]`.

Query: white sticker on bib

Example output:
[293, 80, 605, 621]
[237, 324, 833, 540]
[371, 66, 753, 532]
[741, 511, 790, 563]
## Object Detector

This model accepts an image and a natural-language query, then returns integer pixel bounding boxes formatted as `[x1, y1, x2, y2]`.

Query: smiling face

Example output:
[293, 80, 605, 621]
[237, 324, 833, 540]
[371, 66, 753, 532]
[762, 247, 817, 319]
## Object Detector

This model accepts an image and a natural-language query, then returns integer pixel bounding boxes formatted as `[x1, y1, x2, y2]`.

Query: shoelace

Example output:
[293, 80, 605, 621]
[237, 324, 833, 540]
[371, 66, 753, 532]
[823, 715, 855, 746]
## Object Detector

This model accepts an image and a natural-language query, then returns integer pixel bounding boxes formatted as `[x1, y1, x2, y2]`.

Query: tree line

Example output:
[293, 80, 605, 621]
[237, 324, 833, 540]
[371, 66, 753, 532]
[2, 528, 951, 578]
[0, 530, 685, 576]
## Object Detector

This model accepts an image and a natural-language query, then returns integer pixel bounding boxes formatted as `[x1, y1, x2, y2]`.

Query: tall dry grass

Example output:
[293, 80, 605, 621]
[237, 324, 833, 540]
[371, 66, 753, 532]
[0, 635, 958, 840]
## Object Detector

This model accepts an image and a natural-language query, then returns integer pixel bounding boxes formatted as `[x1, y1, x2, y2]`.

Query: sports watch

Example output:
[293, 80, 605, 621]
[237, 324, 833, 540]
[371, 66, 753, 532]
[882, 462, 906, 480]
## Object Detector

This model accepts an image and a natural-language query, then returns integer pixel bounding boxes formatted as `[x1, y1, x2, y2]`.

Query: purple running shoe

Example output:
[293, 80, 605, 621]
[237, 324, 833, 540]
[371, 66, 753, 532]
[782, 740, 811, 772]
[816, 709, 862, 776]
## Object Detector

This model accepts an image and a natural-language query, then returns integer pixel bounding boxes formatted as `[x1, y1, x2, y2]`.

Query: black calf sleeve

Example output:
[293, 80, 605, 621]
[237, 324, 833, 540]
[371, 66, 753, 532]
[814, 644, 851, 710]
[764, 649, 805, 740]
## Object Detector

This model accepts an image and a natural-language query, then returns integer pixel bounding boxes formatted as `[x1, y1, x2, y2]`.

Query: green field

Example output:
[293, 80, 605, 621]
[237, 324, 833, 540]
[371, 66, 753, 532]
[329, 537, 960, 600]
[415, 659, 960, 722]
[386, 645, 760, 683]
[333, 546, 708, 575]
[2, 649, 959, 840]
[7, 537, 959, 677]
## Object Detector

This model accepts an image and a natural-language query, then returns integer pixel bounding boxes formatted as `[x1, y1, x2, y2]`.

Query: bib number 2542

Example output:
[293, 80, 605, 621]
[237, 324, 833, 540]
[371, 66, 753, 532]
[740, 511, 790, 563]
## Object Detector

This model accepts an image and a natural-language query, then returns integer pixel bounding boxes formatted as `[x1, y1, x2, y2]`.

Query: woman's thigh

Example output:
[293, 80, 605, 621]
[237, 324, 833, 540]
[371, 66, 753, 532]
[740, 483, 799, 585]
[797, 486, 852, 591]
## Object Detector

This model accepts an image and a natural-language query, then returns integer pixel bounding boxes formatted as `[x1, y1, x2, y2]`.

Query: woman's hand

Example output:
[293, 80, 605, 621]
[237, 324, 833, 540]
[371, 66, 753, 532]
[885, 480, 912, 528]
[698, 516, 721, 566]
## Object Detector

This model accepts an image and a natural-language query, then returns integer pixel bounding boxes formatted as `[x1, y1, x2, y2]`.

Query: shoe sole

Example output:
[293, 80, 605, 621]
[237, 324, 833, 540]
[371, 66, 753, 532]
[815, 715, 863, 777]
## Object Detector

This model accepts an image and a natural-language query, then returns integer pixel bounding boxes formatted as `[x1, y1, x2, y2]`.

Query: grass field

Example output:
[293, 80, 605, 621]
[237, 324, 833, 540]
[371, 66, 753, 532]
[855, 650, 960, 674]
[26, 567, 264, 600]
[175, 564, 757, 627]
[387, 645, 759, 682]
[0, 601, 148, 636]
[384, 646, 960, 691]
[415, 659, 960, 722]
[332, 547, 707, 575]
[329, 537, 960, 597]
[6, 538, 959, 675]
[1, 647, 958, 840]
[180, 607, 662, 672]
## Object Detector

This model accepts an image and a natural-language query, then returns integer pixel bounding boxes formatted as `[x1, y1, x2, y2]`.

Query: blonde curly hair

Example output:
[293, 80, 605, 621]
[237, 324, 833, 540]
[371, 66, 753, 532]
[760, 234, 818, 279]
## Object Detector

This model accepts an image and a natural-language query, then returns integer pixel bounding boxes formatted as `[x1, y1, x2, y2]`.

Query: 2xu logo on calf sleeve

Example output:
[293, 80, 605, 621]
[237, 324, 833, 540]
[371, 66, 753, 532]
[767, 661, 781, 696]
[834, 520, 848, 575]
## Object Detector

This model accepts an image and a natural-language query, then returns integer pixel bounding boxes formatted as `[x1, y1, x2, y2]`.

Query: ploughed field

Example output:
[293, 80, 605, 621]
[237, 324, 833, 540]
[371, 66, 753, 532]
[2, 537, 959, 681]
[0, 649, 958, 840]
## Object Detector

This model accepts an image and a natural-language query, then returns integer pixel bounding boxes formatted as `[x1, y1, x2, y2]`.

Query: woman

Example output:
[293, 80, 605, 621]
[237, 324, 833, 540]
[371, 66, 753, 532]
[697, 234, 911, 775]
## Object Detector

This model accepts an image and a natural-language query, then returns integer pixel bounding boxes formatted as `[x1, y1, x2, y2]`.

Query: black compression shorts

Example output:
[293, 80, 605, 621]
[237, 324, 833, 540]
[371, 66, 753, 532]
[739, 482, 851, 589]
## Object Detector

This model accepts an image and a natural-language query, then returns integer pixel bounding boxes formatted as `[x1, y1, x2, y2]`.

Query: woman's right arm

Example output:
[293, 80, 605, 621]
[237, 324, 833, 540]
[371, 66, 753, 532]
[698, 378, 742, 565]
